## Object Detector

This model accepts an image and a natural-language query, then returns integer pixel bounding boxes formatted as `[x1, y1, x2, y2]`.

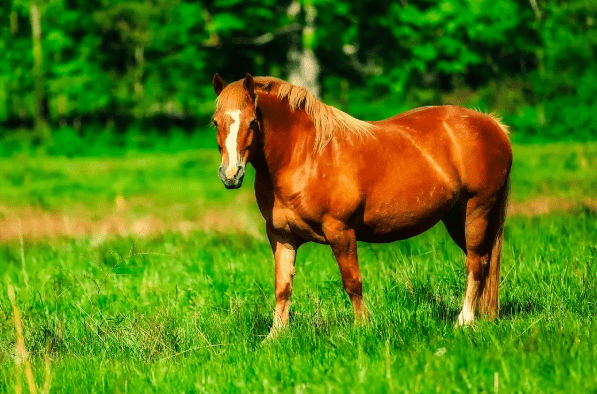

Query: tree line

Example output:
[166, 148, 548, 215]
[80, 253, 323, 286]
[1, 0, 596, 143]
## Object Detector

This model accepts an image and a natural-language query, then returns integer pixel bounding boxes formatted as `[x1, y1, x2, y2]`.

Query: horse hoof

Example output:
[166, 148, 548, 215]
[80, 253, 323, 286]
[261, 325, 286, 345]
[456, 313, 474, 327]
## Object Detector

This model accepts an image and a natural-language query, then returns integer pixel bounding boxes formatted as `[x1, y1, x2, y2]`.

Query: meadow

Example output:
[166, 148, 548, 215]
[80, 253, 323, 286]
[0, 142, 596, 393]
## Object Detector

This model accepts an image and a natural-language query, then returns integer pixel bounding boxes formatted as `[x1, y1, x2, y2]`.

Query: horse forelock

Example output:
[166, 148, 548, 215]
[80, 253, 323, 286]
[215, 81, 252, 112]
[215, 76, 375, 152]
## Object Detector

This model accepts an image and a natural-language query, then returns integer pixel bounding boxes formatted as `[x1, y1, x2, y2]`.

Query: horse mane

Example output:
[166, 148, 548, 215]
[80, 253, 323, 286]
[216, 76, 375, 152]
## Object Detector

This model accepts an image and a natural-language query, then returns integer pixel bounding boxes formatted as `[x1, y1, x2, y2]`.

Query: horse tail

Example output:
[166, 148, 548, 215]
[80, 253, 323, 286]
[479, 175, 510, 319]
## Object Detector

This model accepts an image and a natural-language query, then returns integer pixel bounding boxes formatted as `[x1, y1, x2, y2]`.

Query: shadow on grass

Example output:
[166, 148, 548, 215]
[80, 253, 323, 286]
[424, 293, 460, 322]
[395, 282, 547, 323]
[499, 299, 543, 318]
[385, 281, 461, 323]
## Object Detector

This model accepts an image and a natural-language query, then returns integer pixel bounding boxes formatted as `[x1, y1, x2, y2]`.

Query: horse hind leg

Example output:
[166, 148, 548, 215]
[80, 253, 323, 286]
[458, 181, 508, 325]
[442, 201, 482, 325]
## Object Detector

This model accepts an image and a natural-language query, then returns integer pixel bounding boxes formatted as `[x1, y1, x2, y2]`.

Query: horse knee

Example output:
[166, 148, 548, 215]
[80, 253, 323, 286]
[465, 253, 490, 281]
[342, 273, 363, 296]
[275, 282, 292, 301]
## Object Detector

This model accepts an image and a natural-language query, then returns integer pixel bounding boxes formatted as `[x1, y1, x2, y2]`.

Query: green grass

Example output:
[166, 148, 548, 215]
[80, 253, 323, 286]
[1, 142, 596, 218]
[510, 142, 597, 201]
[1, 213, 596, 392]
[0, 142, 596, 392]
[0, 150, 241, 220]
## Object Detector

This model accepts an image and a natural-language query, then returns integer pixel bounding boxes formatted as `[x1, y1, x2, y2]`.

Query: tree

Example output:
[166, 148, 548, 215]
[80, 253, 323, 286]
[29, 0, 50, 140]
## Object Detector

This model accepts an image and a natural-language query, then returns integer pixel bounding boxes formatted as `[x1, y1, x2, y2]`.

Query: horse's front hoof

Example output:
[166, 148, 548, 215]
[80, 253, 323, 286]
[261, 324, 287, 345]
[456, 311, 475, 327]
[354, 309, 370, 327]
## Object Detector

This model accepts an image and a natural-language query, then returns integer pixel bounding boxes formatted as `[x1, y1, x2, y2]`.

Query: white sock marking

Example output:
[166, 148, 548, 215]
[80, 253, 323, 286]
[224, 110, 242, 174]
[458, 271, 480, 326]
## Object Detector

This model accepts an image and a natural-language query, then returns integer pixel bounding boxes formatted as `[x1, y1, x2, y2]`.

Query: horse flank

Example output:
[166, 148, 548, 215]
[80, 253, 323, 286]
[216, 77, 376, 152]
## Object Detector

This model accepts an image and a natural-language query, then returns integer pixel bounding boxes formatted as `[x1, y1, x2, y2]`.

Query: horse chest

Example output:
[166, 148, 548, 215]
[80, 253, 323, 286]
[255, 175, 324, 240]
[271, 198, 324, 240]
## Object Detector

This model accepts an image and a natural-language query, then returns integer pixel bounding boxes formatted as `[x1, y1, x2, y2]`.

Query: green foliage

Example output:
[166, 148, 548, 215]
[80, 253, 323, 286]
[506, 69, 597, 142]
[0, 0, 596, 147]
[497, 0, 597, 142]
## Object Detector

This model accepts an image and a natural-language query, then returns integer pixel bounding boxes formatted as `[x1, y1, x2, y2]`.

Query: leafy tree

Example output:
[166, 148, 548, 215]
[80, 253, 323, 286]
[0, 0, 595, 148]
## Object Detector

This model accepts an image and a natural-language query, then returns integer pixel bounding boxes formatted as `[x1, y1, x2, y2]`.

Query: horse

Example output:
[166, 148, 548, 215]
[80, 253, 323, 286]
[211, 73, 512, 334]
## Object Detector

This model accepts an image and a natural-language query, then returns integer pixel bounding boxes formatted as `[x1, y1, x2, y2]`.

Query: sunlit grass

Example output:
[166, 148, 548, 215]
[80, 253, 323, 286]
[0, 142, 596, 392]
[1, 213, 596, 392]
[0, 142, 596, 219]
[510, 142, 597, 201]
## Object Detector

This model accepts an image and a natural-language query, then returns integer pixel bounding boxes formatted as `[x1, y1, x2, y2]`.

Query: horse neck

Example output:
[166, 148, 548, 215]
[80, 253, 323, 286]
[250, 92, 315, 178]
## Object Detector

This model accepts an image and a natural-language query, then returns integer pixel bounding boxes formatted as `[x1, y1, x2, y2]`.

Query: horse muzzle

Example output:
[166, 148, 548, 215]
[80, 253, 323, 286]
[219, 164, 245, 189]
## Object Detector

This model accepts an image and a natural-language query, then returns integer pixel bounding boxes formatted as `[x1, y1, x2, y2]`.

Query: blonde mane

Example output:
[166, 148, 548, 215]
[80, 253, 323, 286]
[216, 77, 375, 152]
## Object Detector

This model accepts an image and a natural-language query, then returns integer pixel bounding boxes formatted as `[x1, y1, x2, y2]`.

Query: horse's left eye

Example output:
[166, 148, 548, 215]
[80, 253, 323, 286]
[213, 121, 218, 128]
[250, 119, 257, 127]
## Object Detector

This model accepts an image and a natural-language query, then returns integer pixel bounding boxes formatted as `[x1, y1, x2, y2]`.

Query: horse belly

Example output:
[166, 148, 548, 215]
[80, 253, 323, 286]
[356, 181, 457, 243]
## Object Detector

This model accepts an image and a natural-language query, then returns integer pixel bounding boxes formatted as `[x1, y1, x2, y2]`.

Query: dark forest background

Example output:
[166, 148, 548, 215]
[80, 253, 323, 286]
[1, 0, 596, 156]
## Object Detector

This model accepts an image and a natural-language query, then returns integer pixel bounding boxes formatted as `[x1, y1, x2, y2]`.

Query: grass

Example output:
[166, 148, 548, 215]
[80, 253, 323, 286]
[510, 142, 597, 201]
[0, 150, 238, 220]
[1, 142, 597, 221]
[0, 213, 596, 392]
[0, 142, 596, 392]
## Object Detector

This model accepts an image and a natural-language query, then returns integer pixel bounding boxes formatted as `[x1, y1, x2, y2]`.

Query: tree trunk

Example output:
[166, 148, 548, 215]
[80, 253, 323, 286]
[530, 0, 546, 127]
[10, 10, 18, 35]
[134, 45, 145, 97]
[286, 0, 320, 97]
[30, 1, 50, 140]
[132, 44, 145, 117]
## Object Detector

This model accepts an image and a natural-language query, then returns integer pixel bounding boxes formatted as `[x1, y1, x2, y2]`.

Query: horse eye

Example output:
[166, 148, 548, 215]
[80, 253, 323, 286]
[250, 119, 257, 127]
[213, 121, 218, 128]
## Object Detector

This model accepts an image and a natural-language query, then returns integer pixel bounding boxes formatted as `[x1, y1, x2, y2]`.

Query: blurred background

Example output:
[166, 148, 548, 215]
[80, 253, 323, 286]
[0, 0, 596, 240]
[1, 0, 596, 154]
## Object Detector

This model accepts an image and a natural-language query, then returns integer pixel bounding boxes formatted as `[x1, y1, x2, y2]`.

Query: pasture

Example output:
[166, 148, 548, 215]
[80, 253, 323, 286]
[1, 143, 596, 393]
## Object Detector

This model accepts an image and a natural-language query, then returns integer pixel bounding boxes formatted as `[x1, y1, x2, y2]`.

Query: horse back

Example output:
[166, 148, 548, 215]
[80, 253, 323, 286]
[371, 105, 512, 195]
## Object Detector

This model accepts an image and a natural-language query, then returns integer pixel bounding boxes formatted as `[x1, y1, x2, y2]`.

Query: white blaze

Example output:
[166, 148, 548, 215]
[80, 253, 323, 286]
[224, 110, 242, 172]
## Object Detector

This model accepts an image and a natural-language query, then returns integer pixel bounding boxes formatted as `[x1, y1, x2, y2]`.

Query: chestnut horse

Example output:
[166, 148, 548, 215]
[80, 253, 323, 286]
[211, 73, 512, 334]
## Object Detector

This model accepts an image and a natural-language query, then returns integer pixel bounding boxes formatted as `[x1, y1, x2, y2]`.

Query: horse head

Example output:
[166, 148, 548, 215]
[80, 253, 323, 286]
[212, 73, 260, 189]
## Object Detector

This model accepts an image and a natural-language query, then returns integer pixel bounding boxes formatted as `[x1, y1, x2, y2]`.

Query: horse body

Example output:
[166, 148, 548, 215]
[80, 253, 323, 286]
[255, 102, 509, 244]
[212, 74, 512, 334]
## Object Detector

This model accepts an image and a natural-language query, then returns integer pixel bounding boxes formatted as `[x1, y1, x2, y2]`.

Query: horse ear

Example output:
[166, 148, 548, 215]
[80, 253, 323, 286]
[243, 73, 255, 101]
[213, 73, 226, 96]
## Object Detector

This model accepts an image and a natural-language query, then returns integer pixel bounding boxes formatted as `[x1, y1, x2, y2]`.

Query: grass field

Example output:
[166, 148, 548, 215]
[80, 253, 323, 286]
[1, 143, 596, 392]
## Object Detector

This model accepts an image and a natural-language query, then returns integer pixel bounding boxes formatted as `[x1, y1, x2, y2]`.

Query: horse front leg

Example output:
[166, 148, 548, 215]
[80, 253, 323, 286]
[325, 224, 369, 323]
[266, 227, 299, 337]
